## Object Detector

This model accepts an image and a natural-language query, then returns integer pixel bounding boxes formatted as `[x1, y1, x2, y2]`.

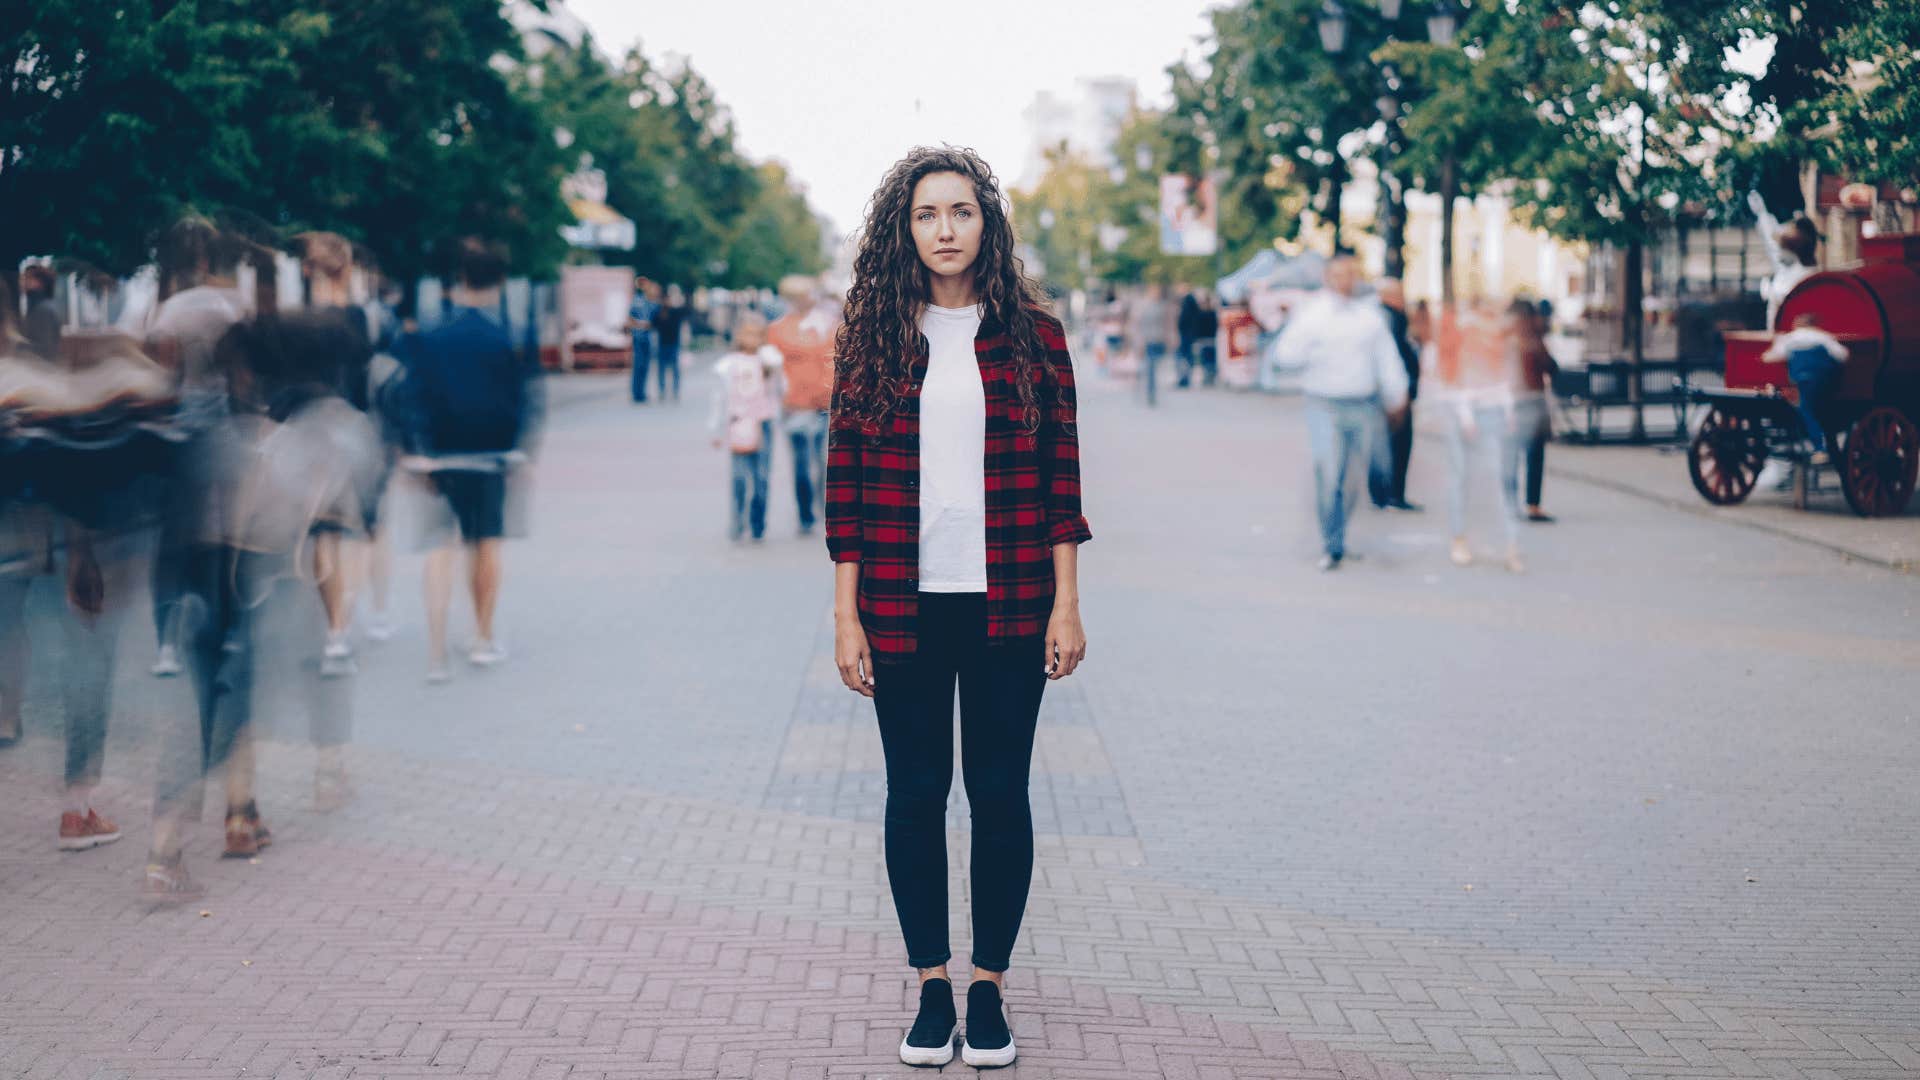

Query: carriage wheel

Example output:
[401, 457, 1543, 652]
[1839, 407, 1920, 517]
[1688, 408, 1767, 505]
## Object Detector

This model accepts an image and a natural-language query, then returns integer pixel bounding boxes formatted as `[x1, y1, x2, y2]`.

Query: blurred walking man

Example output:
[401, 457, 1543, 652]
[1370, 278, 1423, 512]
[767, 275, 836, 534]
[395, 239, 541, 682]
[1274, 255, 1410, 570]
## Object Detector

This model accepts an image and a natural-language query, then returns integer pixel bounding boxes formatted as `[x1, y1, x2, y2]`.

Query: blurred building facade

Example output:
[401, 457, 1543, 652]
[1019, 78, 1139, 187]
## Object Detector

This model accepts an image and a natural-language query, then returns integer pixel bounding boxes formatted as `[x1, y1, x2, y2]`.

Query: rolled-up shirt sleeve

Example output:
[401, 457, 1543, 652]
[824, 386, 864, 563]
[1043, 334, 1094, 548]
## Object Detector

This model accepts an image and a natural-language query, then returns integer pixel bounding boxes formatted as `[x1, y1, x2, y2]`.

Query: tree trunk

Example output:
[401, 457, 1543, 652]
[1326, 156, 1347, 254]
[1439, 155, 1458, 306]
[1623, 231, 1647, 442]
[1382, 169, 1406, 280]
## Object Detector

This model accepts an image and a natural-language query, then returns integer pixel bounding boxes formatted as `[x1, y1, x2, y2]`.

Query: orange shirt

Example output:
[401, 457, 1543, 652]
[1431, 302, 1518, 391]
[767, 309, 836, 412]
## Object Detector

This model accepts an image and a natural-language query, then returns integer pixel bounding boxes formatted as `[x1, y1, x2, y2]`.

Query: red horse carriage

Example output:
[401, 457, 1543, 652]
[1689, 233, 1920, 516]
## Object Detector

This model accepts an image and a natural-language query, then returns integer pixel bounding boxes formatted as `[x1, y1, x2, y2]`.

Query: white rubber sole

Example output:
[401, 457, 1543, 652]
[962, 1038, 1017, 1068]
[58, 830, 121, 852]
[898, 1026, 956, 1067]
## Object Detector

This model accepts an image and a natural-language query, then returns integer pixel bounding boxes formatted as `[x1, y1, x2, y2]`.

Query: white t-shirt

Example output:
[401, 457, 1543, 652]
[917, 303, 987, 593]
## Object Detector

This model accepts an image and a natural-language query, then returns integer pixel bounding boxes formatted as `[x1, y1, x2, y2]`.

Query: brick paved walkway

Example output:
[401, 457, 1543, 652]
[3, 370, 1916, 1078]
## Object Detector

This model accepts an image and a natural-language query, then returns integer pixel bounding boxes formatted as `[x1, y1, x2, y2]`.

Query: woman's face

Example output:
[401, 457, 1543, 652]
[909, 171, 983, 284]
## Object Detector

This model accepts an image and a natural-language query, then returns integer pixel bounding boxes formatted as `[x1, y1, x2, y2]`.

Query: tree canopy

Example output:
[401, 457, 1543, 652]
[2, 2, 824, 287]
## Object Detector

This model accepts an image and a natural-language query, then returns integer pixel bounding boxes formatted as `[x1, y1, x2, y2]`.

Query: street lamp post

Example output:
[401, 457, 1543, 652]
[1317, 0, 1463, 281]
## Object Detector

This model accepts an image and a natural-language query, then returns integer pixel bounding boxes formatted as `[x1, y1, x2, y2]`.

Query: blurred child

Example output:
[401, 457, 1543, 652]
[1762, 311, 1848, 465]
[709, 313, 782, 542]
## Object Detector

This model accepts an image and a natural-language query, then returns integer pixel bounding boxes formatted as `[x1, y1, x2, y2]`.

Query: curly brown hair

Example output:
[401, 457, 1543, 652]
[834, 146, 1056, 434]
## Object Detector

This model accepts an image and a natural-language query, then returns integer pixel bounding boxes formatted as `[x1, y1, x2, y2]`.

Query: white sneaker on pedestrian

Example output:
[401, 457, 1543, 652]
[321, 634, 355, 678]
[1317, 553, 1341, 572]
[364, 612, 397, 643]
[152, 645, 182, 678]
[468, 642, 508, 668]
[426, 663, 452, 686]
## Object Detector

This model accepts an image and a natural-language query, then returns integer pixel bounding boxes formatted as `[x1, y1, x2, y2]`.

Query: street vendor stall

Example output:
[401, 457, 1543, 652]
[557, 265, 635, 372]
[1214, 249, 1326, 390]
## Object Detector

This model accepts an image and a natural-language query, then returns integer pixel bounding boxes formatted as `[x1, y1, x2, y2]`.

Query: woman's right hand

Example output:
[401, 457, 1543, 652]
[835, 616, 875, 698]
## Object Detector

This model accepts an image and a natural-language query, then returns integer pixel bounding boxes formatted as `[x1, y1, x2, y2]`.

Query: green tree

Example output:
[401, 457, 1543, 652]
[1376, 3, 1540, 303]
[1012, 145, 1110, 293]
[1, 3, 280, 274]
[1694, 0, 1920, 216]
[721, 160, 827, 288]
[1, 1, 571, 281]
[1174, 0, 1427, 265]
[1490, 0, 1744, 438]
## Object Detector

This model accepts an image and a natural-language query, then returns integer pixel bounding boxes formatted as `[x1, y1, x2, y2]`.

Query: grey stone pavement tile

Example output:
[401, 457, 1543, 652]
[2, 368, 1916, 1078]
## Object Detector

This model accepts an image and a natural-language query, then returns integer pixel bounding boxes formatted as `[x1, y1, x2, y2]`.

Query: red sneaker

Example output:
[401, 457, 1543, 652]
[58, 809, 122, 851]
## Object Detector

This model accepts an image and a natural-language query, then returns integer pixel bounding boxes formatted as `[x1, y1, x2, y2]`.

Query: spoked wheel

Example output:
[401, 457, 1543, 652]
[1839, 406, 1920, 517]
[1688, 408, 1768, 505]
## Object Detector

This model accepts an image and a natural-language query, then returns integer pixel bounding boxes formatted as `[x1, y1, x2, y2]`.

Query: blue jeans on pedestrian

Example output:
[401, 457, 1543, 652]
[729, 421, 772, 539]
[1787, 349, 1840, 453]
[1305, 396, 1389, 559]
[1143, 342, 1167, 406]
[657, 341, 681, 401]
[630, 332, 654, 402]
[787, 410, 828, 532]
[1444, 403, 1521, 552]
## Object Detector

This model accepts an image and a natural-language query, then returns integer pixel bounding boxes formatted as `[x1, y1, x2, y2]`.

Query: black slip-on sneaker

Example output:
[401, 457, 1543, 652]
[900, 977, 957, 1067]
[962, 979, 1016, 1068]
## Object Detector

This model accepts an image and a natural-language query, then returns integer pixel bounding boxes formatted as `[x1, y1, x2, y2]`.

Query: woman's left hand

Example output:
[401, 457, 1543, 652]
[1045, 603, 1086, 680]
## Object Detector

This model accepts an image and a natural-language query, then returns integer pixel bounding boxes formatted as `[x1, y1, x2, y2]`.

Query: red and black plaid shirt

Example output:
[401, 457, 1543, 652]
[825, 310, 1092, 661]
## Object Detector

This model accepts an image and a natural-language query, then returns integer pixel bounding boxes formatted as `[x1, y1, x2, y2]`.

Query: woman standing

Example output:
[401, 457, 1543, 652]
[826, 146, 1092, 1069]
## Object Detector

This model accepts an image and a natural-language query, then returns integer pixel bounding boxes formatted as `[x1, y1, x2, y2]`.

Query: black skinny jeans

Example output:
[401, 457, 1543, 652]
[873, 593, 1047, 973]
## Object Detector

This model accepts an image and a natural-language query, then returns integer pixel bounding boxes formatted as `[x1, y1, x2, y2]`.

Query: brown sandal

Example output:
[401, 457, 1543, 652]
[223, 801, 271, 858]
[141, 856, 205, 905]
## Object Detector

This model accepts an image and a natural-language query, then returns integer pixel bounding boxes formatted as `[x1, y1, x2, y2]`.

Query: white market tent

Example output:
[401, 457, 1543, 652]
[1215, 249, 1328, 305]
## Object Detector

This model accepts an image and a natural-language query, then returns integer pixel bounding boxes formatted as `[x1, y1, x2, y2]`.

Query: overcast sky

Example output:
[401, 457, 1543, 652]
[565, 0, 1223, 240]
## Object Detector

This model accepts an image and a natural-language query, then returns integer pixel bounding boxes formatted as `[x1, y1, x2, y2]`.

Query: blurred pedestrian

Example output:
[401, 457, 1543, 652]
[768, 275, 836, 535]
[0, 280, 146, 851]
[1129, 283, 1175, 406]
[19, 265, 62, 361]
[1194, 288, 1219, 386]
[1176, 282, 1204, 389]
[653, 285, 689, 403]
[1097, 287, 1126, 371]
[1511, 299, 1559, 522]
[708, 313, 781, 542]
[1369, 278, 1422, 512]
[298, 232, 379, 683]
[143, 216, 251, 678]
[627, 276, 659, 404]
[1749, 191, 1819, 329]
[1273, 254, 1410, 570]
[828, 146, 1091, 1070]
[394, 239, 541, 683]
[1432, 298, 1525, 572]
[144, 310, 378, 899]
